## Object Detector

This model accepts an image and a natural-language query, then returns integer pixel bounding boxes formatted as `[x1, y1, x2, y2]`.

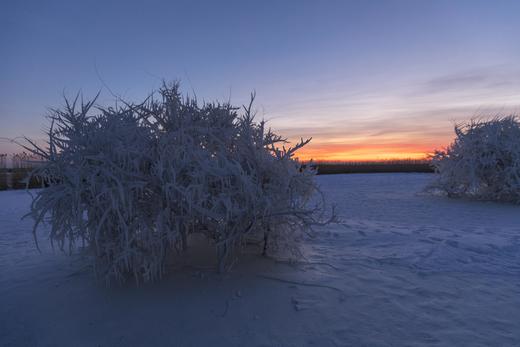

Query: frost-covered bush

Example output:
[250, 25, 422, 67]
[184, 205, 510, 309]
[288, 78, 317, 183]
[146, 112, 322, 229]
[431, 116, 520, 203]
[25, 83, 332, 284]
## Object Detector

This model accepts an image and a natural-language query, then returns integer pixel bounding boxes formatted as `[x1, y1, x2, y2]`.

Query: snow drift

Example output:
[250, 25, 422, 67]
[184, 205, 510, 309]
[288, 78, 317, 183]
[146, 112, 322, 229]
[24, 83, 331, 284]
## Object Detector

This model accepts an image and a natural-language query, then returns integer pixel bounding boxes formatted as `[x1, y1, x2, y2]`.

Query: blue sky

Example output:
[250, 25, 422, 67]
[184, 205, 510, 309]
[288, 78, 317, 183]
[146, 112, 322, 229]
[1, 0, 519, 159]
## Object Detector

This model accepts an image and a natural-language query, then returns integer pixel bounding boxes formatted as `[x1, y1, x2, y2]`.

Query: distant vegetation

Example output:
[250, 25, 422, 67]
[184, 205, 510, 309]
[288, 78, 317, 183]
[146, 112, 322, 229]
[0, 155, 434, 190]
[0, 152, 44, 190]
[309, 159, 433, 175]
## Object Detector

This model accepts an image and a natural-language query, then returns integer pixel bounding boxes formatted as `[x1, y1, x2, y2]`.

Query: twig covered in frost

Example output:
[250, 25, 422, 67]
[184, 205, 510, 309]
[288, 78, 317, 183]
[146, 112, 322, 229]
[429, 116, 520, 203]
[24, 82, 335, 284]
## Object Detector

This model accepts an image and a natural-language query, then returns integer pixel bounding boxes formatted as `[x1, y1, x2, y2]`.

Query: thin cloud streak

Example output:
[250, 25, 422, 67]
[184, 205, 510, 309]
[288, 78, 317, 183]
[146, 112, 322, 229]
[269, 65, 520, 161]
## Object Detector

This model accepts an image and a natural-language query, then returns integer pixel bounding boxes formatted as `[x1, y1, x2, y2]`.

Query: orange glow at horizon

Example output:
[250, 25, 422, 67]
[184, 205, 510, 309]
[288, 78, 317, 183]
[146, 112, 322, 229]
[293, 142, 441, 162]
[277, 119, 457, 162]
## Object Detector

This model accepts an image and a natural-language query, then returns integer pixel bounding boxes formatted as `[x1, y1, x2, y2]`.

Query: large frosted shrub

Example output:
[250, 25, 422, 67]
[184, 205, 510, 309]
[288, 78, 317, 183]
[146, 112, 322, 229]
[26, 83, 332, 284]
[431, 116, 520, 203]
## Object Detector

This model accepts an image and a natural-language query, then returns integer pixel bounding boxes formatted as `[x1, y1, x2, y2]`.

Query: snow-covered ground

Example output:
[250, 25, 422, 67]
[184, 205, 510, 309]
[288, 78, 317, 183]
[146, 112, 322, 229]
[1, 173, 519, 346]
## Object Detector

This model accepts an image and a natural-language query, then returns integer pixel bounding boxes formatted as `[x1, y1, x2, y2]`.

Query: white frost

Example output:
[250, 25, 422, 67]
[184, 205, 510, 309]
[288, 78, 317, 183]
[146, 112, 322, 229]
[23, 83, 332, 284]
[430, 116, 520, 203]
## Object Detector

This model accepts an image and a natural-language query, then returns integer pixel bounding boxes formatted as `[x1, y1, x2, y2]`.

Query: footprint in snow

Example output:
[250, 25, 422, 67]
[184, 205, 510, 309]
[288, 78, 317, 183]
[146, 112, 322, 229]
[291, 296, 320, 311]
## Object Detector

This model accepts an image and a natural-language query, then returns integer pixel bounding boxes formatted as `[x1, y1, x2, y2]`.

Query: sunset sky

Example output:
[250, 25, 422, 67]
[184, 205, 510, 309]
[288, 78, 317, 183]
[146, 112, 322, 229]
[1, 0, 519, 161]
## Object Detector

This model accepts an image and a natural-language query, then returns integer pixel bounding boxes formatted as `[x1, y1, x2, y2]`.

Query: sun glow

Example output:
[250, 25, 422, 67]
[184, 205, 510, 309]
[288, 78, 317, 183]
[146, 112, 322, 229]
[294, 143, 436, 162]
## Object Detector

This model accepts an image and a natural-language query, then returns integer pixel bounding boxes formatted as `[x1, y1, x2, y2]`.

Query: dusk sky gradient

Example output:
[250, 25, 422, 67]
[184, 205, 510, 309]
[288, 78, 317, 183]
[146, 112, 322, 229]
[1, 0, 519, 160]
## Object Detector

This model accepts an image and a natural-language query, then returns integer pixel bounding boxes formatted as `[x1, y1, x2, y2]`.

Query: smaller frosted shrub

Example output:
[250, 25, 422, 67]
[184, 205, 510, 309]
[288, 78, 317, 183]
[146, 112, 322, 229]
[24, 82, 334, 284]
[431, 116, 520, 203]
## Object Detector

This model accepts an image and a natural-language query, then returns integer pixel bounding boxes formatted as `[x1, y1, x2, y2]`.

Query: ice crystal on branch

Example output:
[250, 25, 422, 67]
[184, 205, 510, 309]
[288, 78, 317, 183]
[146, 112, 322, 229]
[25, 82, 333, 284]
